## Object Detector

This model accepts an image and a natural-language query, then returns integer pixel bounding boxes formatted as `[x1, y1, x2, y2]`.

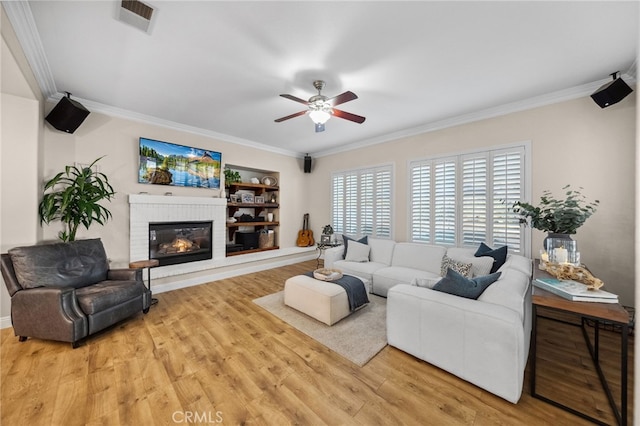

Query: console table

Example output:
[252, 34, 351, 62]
[531, 260, 629, 425]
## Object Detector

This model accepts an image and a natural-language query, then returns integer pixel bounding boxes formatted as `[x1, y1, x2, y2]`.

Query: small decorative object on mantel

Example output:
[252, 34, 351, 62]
[313, 268, 343, 281]
[512, 185, 599, 248]
[269, 193, 277, 203]
[250, 177, 260, 184]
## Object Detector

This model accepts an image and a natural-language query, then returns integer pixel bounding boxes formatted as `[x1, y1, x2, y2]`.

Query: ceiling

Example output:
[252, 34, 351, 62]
[6, 1, 639, 157]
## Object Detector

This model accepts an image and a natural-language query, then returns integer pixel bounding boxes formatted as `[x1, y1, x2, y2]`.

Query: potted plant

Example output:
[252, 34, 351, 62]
[512, 185, 599, 241]
[38, 157, 116, 242]
[224, 167, 241, 185]
[322, 224, 334, 244]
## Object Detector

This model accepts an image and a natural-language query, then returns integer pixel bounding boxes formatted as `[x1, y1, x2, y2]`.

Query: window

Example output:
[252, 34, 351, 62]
[409, 145, 528, 254]
[331, 164, 393, 239]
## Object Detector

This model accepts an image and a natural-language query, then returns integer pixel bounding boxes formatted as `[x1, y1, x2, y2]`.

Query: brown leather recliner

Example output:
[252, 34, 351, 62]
[1, 238, 151, 348]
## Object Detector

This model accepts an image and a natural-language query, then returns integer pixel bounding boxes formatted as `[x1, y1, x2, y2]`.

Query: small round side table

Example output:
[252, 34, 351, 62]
[129, 259, 159, 306]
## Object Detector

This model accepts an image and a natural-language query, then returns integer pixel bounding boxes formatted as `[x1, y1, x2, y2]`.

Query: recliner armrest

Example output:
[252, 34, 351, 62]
[11, 286, 88, 343]
[107, 268, 142, 281]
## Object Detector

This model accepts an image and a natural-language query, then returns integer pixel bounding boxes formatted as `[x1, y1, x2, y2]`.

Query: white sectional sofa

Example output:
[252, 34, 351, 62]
[323, 238, 532, 403]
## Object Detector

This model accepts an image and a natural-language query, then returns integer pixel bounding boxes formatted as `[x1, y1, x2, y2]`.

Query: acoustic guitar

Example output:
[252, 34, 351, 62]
[296, 213, 315, 247]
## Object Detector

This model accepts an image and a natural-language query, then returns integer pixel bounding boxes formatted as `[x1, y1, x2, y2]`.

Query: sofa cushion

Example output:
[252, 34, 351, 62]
[433, 268, 501, 299]
[345, 240, 370, 262]
[374, 266, 441, 296]
[368, 238, 396, 265]
[440, 255, 473, 278]
[75, 280, 146, 315]
[8, 239, 109, 289]
[391, 243, 446, 274]
[475, 243, 508, 273]
[446, 247, 494, 277]
[411, 276, 441, 289]
[342, 235, 368, 258]
[333, 260, 386, 282]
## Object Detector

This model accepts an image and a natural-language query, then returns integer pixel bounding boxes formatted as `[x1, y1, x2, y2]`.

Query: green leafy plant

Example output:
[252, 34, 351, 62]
[38, 157, 116, 242]
[224, 167, 241, 185]
[322, 224, 334, 235]
[512, 185, 599, 234]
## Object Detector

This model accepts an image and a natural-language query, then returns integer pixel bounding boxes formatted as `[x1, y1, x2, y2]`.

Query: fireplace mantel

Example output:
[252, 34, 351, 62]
[129, 194, 227, 279]
[129, 194, 227, 207]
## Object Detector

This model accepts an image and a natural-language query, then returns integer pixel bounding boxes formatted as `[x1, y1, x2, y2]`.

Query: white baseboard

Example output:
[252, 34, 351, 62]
[1, 316, 12, 330]
[0, 250, 318, 329]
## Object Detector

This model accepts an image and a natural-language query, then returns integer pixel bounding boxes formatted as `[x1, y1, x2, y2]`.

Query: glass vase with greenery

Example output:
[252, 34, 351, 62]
[38, 157, 116, 242]
[512, 185, 599, 235]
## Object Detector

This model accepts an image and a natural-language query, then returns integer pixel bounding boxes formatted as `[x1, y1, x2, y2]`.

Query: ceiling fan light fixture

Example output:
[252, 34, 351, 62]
[309, 105, 331, 124]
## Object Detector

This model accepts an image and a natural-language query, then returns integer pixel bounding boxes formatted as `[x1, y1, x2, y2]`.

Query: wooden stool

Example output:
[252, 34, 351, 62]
[129, 259, 160, 306]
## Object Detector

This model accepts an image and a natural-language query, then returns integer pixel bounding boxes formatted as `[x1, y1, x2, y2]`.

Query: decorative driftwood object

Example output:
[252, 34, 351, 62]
[543, 262, 604, 290]
[313, 268, 343, 282]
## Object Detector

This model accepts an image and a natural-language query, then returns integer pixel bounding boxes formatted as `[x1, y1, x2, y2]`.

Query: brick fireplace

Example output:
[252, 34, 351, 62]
[129, 194, 226, 279]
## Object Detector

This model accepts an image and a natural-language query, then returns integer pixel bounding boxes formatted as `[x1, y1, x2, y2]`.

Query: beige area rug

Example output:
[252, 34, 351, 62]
[253, 291, 387, 366]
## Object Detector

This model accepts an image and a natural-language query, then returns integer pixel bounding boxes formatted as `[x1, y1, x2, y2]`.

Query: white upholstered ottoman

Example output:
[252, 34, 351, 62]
[284, 274, 369, 326]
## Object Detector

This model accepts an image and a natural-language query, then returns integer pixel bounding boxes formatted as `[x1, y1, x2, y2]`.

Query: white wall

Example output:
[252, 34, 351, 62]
[307, 93, 637, 306]
[0, 5, 45, 323]
[40, 112, 311, 268]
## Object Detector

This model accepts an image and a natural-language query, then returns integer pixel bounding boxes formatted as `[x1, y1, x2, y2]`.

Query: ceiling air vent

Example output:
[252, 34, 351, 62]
[118, 0, 155, 33]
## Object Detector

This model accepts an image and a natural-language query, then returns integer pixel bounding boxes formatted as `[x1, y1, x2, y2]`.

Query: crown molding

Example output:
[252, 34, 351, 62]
[10, 1, 637, 159]
[46, 93, 299, 158]
[2, 1, 56, 98]
[313, 73, 637, 158]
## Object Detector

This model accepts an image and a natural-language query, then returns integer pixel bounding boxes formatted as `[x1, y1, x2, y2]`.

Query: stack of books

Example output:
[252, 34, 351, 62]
[534, 277, 619, 303]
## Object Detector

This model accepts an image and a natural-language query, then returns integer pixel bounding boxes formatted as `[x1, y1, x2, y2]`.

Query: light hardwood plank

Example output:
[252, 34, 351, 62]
[1, 260, 633, 425]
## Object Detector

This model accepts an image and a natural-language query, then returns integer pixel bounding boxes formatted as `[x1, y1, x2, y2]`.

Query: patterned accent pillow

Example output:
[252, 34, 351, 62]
[440, 255, 473, 278]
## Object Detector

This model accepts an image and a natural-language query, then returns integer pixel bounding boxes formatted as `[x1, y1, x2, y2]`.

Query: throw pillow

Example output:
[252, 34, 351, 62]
[433, 268, 502, 299]
[342, 235, 368, 258]
[474, 242, 508, 273]
[345, 240, 371, 262]
[440, 255, 473, 278]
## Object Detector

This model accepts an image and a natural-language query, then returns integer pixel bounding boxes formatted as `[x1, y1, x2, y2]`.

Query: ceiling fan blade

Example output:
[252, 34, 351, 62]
[328, 91, 358, 106]
[332, 108, 366, 124]
[274, 110, 307, 122]
[280, 94, 309, 105]
[315, 122, 325, 133]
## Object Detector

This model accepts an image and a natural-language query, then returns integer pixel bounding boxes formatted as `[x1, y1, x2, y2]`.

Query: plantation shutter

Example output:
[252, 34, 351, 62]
[331, 164, 393, 239]
[433, 159, 456, 245]
[409, 144, 528, 254]
[491, 147, 524, 253]
[461, 155, 488, 246]
[410, 162, 431, 242]
[375, 168, 392, 238]
[331, 175, 345, 234]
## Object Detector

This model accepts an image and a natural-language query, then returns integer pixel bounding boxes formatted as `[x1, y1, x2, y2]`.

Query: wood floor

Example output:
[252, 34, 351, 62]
[1, 260, 634, 425]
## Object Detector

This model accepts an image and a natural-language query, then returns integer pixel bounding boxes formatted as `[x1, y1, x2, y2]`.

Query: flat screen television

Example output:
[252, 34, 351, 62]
[138, 137, 222, 190]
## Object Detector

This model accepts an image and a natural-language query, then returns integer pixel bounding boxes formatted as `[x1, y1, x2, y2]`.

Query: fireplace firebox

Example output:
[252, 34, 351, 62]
[149, 221, 212, 266]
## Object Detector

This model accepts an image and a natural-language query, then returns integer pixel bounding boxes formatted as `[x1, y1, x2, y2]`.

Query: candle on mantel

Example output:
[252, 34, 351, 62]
[554, 247, 568, 264]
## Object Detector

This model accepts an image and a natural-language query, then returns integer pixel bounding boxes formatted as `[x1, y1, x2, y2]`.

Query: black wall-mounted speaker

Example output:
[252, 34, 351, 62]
[45, 95, 90, 133]
[590, 77, 633, 108]
[304, 154, 312, 173]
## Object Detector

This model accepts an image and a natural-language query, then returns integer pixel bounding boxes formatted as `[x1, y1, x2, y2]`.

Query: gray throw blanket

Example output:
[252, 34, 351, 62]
[305, 272, 370, 312]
